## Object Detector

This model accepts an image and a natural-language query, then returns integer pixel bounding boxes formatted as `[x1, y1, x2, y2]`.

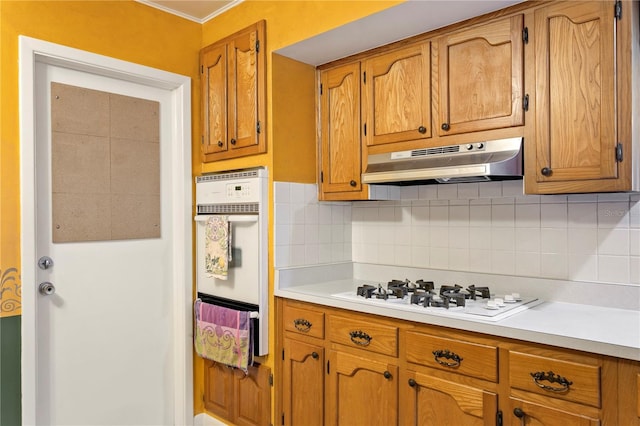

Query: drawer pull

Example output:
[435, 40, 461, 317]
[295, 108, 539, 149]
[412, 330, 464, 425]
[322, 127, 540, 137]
[311, 351, 319, 360]
[432, 349, 463, 368]
[349, 330, 372, 346]
[530, 370, 573, 392]
[293, 318, 312, 332]
[383, 370, 392, 380]
[408, 378, 417, 387]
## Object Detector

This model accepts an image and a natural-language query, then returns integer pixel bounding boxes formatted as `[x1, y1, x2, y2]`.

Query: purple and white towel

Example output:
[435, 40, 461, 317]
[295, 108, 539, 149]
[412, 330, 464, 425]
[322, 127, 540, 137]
[194, 299, 253, 372]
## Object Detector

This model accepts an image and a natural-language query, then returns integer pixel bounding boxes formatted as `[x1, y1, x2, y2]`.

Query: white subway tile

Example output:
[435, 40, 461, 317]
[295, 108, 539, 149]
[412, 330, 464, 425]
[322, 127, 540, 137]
[491, 250, 515, 275]
[361, 206, 379, 223]
[492, 197, 515, 205]
[305, 203, 319, 225]
[469, 249, 492, 273]
[275, 225, 290, 246]
[393, 245, 411, 266]
[502, 180, 524, 197]
[378, 225, 395, 245]
[568, 254, 598, 282]
[469, 227, 491, 249]
[400, 186, 420, 200]
[457, 183, 479, 199]
[515, 252, 541, 277]
[449, 227, 470, 249]
[492, 204, 515, 227]
[319, 204, 333, 225]
[378, 243, 396, 264]
[540, 228, 567, 254]
[598, 255, 630, 284]
[343, 242, 353, 262]
[597, 228, 629, 256]
[273, 182, 290, 204]
[304, 183, 318, 204]
[290, 184, 305, 204]
[450, 204, 470, 225]
[568, 228, 598, 255]
[275, 203, 291, 225]
[305, 244, 319, 265]
[540, 253, 568, 279]
[568, 193, 598, 203]
[437, 184, 458, 200]
[291, 203, 306, 224]
[469, 204, 491, 227]
[631, 229, 640, 256]
[274, 245, 291, 268]
[411, 246, 430, 268]
[540, 194, 568, 203]
[515, 203, 540, 227]
[630, 256, 639, 284]
[430, 226, 449, 248]
[290, 244, 306, 266]
[598, 193, 630, 202]
[379, 206, 395, 222]
[516, 194, 540, 204]
[419, 185, 438, 200]
[515, 228, 540, 252]
[290, 224, 305, 245]
[492, 227, 515, 251]
[319, 224, 333, 244]
[331, 205, 345, 224]
[568, 203, 597, 228]
[361, 242, 379, 263]
[597, 202, 630, 228]
[470, 198, 492, 206]
[411, 226, 430, 247]
[412, 205, 430, 224]
[430, 205, 449, 225]
[361, 225, 379, 245]
[333, 243, 348, 263]
[395, 206, 411, 224]
[479, 181, 502, 198]
[394, 226, 413, 246]
[344, 224, 353, 243]
[448, 248, 470, 271]
[387, 186, 402, 200]
[430, 247, 449, 269]
[541, 203, 567, 228]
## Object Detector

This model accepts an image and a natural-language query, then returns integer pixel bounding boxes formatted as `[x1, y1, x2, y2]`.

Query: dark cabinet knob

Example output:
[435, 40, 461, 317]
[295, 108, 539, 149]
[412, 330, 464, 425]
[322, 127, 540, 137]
[217, 140, 223, 147]
[408, 378, 417, 387]
[541, 167, 552, 177]
[441, 123, 450, 131]
[349, 180, 357, 187]
[311, 352, 319, 359]
[383, 370, 392, 380]
[513, 408, 525, 418]
[418, 126, 427, 134]
[230, 138, 236, 145]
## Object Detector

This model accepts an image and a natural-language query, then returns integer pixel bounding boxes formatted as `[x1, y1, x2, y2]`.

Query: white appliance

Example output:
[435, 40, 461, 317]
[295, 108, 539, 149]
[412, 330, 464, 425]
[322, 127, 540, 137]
[194, 168, 268, 356]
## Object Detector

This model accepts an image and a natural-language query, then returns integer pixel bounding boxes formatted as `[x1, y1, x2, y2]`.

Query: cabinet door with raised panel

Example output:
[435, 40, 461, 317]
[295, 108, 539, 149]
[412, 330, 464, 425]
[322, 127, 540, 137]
[437, 14, 524, 136]
[326, 350, 398, 426]
[319, 62, 363, 195]
[532, 1, 616, 185]
[618, 359, 640, 425]
[282, 338, 324, 426]
[201, 43, 228, 155]
[401, 371, 497, 426]
[363, 42, 431, 147]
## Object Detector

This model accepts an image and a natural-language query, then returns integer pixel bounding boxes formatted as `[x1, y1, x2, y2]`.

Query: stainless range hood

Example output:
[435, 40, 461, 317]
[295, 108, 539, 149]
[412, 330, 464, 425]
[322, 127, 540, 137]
[362, 137, 523, 184]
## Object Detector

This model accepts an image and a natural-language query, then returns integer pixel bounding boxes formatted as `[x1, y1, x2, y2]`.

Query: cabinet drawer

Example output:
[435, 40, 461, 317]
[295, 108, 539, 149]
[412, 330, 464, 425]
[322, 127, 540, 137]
[328, 315, 398, 357]
[283, 305, 325, 339]
[405, 331, 498, 382]
[509, 351, 601, 407]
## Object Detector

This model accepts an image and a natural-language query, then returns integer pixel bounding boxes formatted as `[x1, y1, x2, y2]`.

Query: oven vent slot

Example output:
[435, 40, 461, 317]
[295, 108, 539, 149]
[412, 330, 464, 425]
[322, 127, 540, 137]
[196, 169, 260, 183]
[197, 202, 259, 214]
[411, 145, 461, 157]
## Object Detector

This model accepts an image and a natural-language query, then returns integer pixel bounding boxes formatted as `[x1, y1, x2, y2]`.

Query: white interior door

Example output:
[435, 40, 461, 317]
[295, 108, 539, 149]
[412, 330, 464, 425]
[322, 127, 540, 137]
[20, 37, 193, 426]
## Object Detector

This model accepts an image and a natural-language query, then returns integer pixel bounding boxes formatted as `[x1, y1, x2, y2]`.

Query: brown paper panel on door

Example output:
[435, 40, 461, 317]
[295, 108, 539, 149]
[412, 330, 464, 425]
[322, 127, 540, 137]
[51, 82, 160, 242]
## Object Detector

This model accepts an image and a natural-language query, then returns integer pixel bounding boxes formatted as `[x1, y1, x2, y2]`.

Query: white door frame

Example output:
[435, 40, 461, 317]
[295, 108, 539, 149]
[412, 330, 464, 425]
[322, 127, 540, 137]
[19, 36, 193, 425]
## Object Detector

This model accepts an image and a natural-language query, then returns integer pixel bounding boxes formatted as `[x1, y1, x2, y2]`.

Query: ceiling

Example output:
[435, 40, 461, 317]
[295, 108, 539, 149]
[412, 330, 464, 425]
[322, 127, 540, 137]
[136, 0, 243, 23]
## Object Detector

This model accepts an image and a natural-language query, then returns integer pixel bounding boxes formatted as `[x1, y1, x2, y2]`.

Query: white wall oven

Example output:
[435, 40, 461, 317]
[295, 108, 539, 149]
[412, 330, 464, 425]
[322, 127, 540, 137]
[194, 168, 268, 356]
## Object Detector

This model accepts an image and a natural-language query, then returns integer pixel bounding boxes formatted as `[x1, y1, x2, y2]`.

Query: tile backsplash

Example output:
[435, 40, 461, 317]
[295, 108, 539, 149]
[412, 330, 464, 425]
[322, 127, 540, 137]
[274, 181, 640, 286]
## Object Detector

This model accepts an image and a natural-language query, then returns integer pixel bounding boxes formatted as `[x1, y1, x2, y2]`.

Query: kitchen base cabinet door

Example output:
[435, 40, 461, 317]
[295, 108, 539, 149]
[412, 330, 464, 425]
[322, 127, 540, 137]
[204, 360, 235, 420]
[508, 398, 599, 426]
[282, 338, 324, 426]
[326, 351, 398, 426]
[618, 359, 640, 425]
[402, 371, 497, 426]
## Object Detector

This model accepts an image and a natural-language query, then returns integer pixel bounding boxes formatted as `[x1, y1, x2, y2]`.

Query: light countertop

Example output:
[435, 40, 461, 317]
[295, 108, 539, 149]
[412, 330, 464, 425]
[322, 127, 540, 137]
[275, 263, 640, 361]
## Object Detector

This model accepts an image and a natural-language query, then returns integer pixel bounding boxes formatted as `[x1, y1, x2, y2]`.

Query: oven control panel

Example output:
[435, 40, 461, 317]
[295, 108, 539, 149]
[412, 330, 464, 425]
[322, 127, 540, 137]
[226, 182, 252, 199]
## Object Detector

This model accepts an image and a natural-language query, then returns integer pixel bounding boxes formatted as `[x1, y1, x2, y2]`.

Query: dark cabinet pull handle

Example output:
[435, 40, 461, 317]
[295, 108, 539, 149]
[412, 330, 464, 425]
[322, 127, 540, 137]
[541, 167, 552, 177]
[418, 126, 427, 134]
[311, 352, 319, 359]
[349, 180, 357, 187]
[513, 408, 525, 418]
[349, 330, 372, 346]
[530, 371, 573, 392]
[293, 318, 312, 332]
[432, 349, 463, 368]
[441, 123, 450, 131]
[217, 140, 223, 147]
[230, 138, 236, 145]
[383, 370, 392, 380]
[408, 378, 417, 387]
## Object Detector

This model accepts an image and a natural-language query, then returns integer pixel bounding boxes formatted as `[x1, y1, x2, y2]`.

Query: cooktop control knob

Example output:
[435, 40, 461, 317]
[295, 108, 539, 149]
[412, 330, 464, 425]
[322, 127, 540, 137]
[466, 144, 474, 150]
[476, 143, 485, 150]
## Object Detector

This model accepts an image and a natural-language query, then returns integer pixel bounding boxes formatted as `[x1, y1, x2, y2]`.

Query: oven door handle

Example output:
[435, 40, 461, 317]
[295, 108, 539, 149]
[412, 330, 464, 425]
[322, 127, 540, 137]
[194, 215, 258, 223]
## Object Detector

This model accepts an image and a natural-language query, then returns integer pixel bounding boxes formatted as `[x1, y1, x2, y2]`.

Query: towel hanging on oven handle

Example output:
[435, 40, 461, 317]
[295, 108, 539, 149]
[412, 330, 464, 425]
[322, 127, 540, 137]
[194, 215, 258, 223]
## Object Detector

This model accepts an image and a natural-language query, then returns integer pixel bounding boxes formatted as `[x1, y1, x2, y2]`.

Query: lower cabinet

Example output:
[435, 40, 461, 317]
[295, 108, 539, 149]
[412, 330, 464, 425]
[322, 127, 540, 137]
[278, 298, 631, 426]
[326, 350, 398, 426]
[204, 360, 271, 426]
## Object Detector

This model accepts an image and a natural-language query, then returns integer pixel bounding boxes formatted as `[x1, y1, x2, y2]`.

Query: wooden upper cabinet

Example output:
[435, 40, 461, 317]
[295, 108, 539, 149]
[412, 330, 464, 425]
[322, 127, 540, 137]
[319, 62, 363, 195]
[436, 14, 524, 136]
[531, 1, 617, 185]
[363, 42, 431, 147]
[201, 20, 266, 162]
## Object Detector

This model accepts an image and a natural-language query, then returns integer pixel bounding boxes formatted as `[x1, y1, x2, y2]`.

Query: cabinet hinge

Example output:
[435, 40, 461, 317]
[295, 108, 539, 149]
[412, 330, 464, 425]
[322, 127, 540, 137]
[256, 39, 260, 53]
[496, 410, 503, 426]
[257, 121, 261, 134]
[522, 27, 529, 44]
[282, 349, 285, 360]
[320, 83, 323, 95]
[363, 71, 366, 84]
[523, 94, 529, 111]
[201, 135, 204, 145]
[364, 123, 367, 136]
[320, 171, 324, 183]
[327, 360, 330, 374]
[615, 1, 622, 20]
[269, 373, 273, 386]
[282, 414, 285, 426]
[200, 64, 204, 74]
[616, 143, 623, 162]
